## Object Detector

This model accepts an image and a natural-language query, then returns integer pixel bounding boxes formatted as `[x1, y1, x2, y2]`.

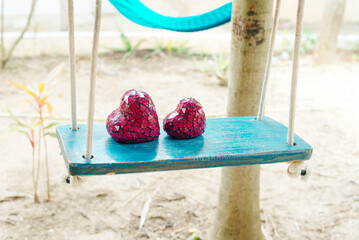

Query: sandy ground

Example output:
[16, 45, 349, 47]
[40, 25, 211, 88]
[0, 52, 358, 240]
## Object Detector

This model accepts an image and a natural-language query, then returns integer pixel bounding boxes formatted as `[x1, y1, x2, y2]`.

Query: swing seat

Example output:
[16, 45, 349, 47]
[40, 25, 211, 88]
[56, 116, 312, 176]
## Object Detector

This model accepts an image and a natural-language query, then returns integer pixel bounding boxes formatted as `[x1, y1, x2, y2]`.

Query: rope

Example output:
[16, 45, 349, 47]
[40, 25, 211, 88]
[85, 0, 102, 160]
[287, 0, 305, 145]
[67, 0, 77, 130]
[257, 0, 282, 121]
[286, 0, 311, 181]
[61, 173, 86, 186]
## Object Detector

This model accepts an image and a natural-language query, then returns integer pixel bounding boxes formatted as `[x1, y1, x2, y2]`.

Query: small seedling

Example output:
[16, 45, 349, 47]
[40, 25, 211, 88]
[7, 63, 64, 203]
[280, 34, 291, 52]
[186, 233, 203, 240]
[351, 54, 359, 62]
[106, 30, 145, 63]
[213, 54, 230, 86]
[168, 40, 192, 56]
[301, 33, 317, 55]
[195, 54, 230, 86]
[194, 55, 212, 74]
[144, 39, 192, 59]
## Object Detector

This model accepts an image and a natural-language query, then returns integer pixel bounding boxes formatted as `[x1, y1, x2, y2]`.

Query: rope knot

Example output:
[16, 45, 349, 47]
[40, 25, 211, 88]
[287, 160, 311, 181]
[61, 173, 86, 187]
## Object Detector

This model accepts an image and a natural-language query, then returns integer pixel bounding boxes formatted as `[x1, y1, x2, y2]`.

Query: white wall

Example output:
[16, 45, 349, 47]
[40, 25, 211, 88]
[2, 0, 359, 23]
[2, 0, 115, 15]
[281, 0, 358, 23]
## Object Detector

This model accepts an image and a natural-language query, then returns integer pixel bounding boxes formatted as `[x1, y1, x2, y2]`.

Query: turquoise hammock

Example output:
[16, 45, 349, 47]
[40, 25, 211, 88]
[108, 0, 232, 32]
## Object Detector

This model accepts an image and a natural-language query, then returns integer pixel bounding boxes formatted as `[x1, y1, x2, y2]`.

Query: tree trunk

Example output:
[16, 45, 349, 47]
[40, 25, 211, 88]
[314, 0, 346, 65]
[60, 0, 69, 31]
[1, 0, 5, 70]
[211, 0, 274, 239]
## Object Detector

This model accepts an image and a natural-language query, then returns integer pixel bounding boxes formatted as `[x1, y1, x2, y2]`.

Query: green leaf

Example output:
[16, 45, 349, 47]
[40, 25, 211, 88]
[35, 120, 43, 126]
[7, 109, 27, 128]
[44, 132, 57, 138]
[121, 51, 132, 63]
[120, 31, 132, 51]
[103, 46, 127, 53]
[133, 39, 146, 51]
[167, 40, 172, 57]
[6, 126, 28, 135]
[43, 122, 59, 130]
[143, 49, 166, 60]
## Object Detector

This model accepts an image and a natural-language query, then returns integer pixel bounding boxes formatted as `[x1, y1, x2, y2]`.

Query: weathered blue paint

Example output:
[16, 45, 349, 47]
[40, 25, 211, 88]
[56, 116, 312, 176]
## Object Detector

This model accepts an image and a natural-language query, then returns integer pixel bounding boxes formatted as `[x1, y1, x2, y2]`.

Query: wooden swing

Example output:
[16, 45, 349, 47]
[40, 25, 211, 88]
[56, 0, 312, 176]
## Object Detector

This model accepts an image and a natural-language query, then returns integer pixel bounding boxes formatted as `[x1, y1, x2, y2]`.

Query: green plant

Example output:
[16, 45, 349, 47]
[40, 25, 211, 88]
[168, 40, 192, 56]
[8, 63, 64, 203]
[195, 54, 230, 86]
[301, 34, 317, 55]
[107, 31, 145, 63]
[213, 54, 229, 73]
[143, 39, 165, 59]
[186, 233, 203, 240]
[194, 55, 212, 74]
[144, 39, 192, 59]
[280, 35, 291, 52]
[213, 54, 229, 86]
[351, 54, 359, 62]
[190, 50, 212, 58]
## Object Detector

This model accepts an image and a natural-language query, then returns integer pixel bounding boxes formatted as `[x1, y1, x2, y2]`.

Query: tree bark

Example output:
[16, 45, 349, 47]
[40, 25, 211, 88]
[60, 0, 69, 31]
[1, 0, 5, 69]
[314, 0, 346, 65]
[211, 0, 274, 239]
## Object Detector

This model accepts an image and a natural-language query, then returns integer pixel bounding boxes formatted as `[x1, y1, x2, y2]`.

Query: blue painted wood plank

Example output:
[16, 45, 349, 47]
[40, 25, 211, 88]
[56, 116, 312, 176]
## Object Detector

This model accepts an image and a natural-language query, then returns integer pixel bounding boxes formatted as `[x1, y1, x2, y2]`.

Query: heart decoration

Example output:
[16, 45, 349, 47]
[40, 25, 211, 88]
[163, 98, 206, 139]
[106, 89, 160, 143]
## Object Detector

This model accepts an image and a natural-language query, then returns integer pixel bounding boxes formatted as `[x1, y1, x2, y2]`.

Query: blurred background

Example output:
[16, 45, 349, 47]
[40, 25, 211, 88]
[0, 0, 358, 240]
[2, 0, 359, 55]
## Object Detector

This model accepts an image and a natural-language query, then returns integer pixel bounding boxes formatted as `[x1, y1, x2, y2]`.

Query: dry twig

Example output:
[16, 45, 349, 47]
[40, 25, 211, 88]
[0, 195, 27, 203]
[139, 194, 152, 230]
[1, 0, 38, 69]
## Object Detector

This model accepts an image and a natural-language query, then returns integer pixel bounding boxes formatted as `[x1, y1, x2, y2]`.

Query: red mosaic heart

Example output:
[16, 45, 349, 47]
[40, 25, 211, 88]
[163, 98, 206, 139]
[106, 89, 160, 143]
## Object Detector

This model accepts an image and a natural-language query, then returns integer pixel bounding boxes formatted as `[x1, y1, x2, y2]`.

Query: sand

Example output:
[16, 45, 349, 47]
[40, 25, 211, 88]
[0, 52, 358, 240]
